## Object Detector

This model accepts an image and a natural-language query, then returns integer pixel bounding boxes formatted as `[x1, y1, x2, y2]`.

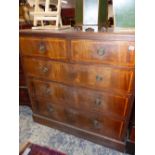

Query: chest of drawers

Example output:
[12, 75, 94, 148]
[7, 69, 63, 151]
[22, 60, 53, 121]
[19, 30, 135, 152]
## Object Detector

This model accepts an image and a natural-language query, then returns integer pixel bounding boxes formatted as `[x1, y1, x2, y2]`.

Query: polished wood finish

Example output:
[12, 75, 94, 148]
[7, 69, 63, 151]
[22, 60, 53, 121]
[71, 40, 135, 66]
[19, 29, 135, 41]
[28, 79, 130, 119]
[23, 58, 134, 94]
[19, 29, 135, 152]
[20, 37, 67, 60]
[32, 101, 124, 140]
[33, 114, 125, 152]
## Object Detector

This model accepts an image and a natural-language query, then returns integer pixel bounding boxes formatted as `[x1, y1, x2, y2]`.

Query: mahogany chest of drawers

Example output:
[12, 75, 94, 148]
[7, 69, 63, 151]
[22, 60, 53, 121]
[19, 30, 135, 152]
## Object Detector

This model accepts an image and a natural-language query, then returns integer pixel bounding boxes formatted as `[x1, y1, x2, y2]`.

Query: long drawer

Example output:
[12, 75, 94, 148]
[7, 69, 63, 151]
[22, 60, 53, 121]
[28, 79, 130, 119]
[20, 37, 68, 60]
[32, 100, 125, 140]
[23, 57, 134, 94]
[71, 40, 135, 66]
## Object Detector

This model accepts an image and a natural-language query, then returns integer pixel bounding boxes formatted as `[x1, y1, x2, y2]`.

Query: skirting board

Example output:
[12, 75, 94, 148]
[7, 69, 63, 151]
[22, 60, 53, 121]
[33, 113, 126, 152]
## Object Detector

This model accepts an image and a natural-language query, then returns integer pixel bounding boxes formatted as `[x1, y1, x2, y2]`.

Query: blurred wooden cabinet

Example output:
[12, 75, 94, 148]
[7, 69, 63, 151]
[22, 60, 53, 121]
[19, 30, 134, 152]
[19, 56, 31, 106]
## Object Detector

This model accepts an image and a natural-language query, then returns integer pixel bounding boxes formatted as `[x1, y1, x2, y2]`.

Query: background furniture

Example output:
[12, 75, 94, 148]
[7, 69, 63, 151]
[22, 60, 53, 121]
[30, 0, 71, 29]
[61, 8, 75, 26]
[20, 29, 135, 152]
[75, 0, 108, 31]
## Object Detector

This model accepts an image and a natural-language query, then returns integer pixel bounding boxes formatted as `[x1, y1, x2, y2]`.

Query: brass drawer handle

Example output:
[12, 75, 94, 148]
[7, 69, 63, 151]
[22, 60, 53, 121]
[39, 42, 46, 53]
[38, 65, 49, 74]
[42, 66, 49, 73]
[93, 120, 101, 129]
[45, 87, 51, 95]
[47, 105, 54, 113]
[96, 75, 103, 81]
[95, 98, 102, 106]
[97, 48, 105, 56]
[43, 85, 52, 95]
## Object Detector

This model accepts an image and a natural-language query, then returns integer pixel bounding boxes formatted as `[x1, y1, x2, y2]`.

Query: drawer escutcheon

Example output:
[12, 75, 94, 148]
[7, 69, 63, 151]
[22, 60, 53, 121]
[95, 98, 102, 106]
[97, 48, 106, 56]
[40, 66, 49, 73]
[47, 104, 54, 113]
[96, 75, 103, 81]
[93, 120, 102, 129]
[38, 42, 46, 53]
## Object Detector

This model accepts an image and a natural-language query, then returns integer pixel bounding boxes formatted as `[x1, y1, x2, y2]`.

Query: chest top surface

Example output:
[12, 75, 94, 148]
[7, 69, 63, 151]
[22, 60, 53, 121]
[19, 28, 135, 41]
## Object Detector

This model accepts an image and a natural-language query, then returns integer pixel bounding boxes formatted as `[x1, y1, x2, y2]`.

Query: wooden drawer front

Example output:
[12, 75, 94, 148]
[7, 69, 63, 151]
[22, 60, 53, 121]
[28, 79, 74, 106]
[72, 64, 134, 94]
[28, 79, 129, 119]
[32, 101, 124, 140]
[23, 58, 134, 93]
[20, 37, 67, 60]
[74, 88, 129, 119]
[71, 40, 135, 66]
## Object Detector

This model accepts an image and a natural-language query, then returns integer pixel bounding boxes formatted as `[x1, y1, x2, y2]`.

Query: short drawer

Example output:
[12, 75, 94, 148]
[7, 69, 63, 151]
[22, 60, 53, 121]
[20, 37, 67, 60]
[71, 40, 135, 66]
[28, 79, 130, 119]
[32, 101, 125, 140]
[23, 58, 134, 94]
